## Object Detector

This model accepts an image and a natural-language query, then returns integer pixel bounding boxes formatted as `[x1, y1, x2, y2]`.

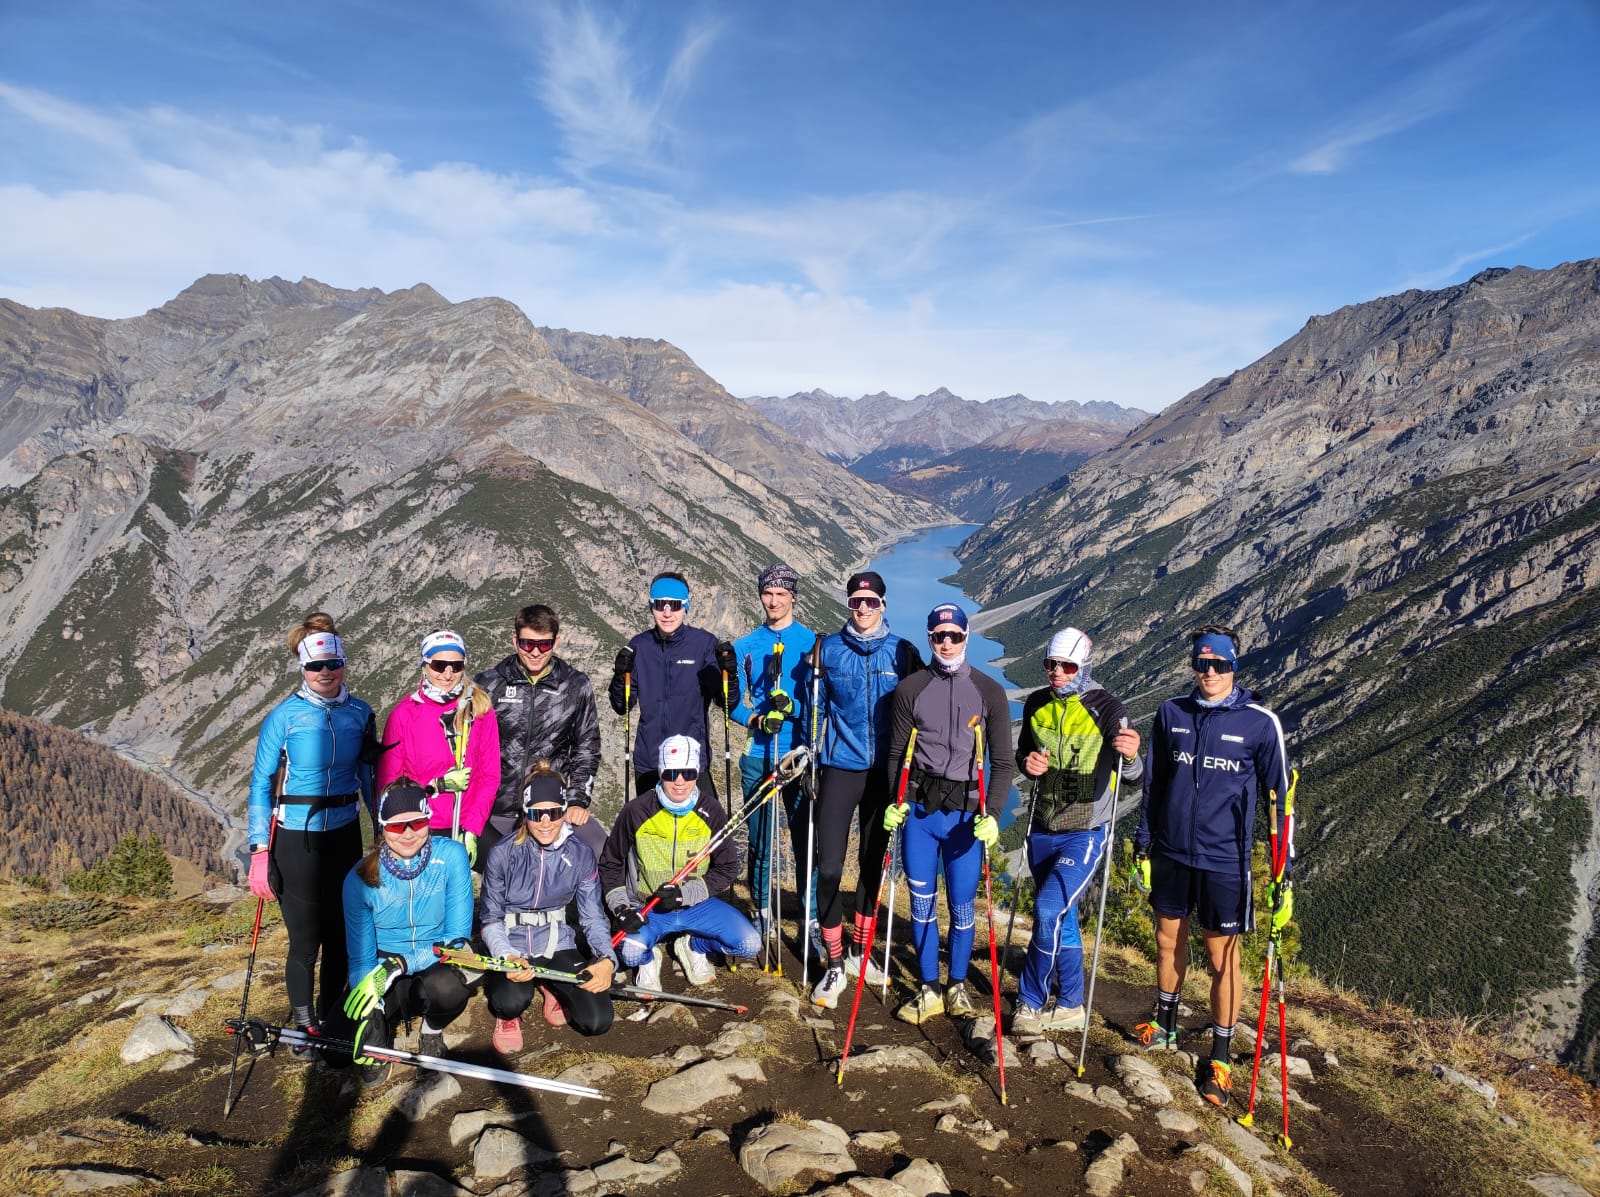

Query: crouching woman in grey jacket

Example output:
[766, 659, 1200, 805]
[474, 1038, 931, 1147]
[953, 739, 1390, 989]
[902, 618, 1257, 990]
[479, 762, 618, 1052]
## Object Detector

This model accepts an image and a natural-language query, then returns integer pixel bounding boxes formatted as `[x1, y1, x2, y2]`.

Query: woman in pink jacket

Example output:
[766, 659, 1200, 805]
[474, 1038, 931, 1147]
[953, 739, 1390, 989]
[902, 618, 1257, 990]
[377, 630, 501, 866]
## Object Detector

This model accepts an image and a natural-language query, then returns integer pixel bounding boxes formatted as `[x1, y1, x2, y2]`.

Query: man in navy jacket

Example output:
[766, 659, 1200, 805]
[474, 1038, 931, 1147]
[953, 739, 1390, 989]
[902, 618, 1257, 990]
[1133, 625, 1290, 1110]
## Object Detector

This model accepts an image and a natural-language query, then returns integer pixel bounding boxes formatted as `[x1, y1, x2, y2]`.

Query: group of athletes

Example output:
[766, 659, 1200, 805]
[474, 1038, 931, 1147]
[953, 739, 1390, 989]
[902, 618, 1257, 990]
[246, 562, 1290, 1108]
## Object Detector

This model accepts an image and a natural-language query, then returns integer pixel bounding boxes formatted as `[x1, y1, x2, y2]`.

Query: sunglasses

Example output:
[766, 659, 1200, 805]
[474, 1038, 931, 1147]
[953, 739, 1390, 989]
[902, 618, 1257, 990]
[847, 595, 884, 611]
[425, 659, 466, 673]
[650, 598, 685, 612]
[1043, 658, 1078, 673]
[1192, 657, 1235, 674]
[524, 806, 565, 823]
[382, 817, 430, 833]
[516, 637, 556, 653]
[930, 630, 967, 645]
[303, 658, 345, 673]
[661, 768, 699, 782]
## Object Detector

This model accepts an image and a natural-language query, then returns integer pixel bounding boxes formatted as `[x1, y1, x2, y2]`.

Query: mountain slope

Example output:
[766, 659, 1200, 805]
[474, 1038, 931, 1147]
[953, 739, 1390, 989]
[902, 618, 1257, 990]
[957, 259, 1600, 1069]
[0, 275, 946, 839]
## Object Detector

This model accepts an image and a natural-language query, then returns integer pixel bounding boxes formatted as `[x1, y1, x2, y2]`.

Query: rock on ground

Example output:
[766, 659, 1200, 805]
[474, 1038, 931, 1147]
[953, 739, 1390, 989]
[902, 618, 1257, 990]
[119, 1015, 195, 1065]
[1084, 1132, 1141, 1197]
[1430, 1062, 1498, 1109]
[891, 1158, 953, 1197]
[471, 1127, 563, 1180]
[641, 1057, 766, 1116]
[287, 1167, 389, 1197]
[26, 1165, 160, 1192]
[395, 1071, 462, 1121]
[1186, 1144, 1253, 1196]
[1109, 1053, 1177, 1107]
[738, 1119, 855, 1189]
[841, 1044, 939, 1073]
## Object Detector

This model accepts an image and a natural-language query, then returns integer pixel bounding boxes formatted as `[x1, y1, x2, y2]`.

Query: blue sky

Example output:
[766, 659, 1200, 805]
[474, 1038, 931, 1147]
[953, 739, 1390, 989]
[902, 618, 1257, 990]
[2, 1, 1597, 411]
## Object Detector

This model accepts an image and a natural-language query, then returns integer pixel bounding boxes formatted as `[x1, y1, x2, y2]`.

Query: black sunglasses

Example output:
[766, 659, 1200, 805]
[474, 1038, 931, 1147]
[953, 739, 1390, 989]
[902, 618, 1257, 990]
[304, 658, 345, 673]
[426, 659, 466, 673]
[931, 630, 967, 645]
[661, 768, 699, 782]
[1192, 657, 1235, 674]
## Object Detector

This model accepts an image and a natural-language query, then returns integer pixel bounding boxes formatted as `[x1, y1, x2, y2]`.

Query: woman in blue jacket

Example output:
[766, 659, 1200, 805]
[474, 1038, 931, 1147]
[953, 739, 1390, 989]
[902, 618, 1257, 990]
[246, 613, 376, 1048]
[805, 571, 922, 1008]
[479, 762, 618, 1052]
[342, 780, 475, 1086]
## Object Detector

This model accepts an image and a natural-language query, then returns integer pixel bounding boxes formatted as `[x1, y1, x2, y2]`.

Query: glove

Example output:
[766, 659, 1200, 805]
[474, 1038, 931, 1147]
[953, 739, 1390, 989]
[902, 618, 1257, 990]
[344, 953, 406, 1021]
[615, 906, 646, 933]
[973, 814, 999, 848]
[882, 803, 909, 832]
[758, 709, 786, 735]
[248, 850, 275, 899]
[351, 1012, 385, 1066]
[1269, 881, 1294, 932]
[1132, 853, 1151, 894]
[440, 765, 471, 792]
[613, 646, 635, 678]
[768, 689, 794, 717]
[459, 831, 477, 866]
[716, 641, 737, 673]
[654, 883, 683, 913]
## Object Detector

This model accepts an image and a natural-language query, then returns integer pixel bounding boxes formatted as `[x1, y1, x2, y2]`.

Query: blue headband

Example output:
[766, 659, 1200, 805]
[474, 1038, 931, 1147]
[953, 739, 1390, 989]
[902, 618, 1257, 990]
[649, 577, 691, 608]
[1192, 633, 1237, 667]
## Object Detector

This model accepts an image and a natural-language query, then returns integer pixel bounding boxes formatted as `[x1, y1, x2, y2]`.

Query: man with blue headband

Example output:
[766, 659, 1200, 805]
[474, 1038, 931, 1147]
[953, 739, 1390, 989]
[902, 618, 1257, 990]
[608, 571, 739, 798]
[1132, 624, 1291, 1112]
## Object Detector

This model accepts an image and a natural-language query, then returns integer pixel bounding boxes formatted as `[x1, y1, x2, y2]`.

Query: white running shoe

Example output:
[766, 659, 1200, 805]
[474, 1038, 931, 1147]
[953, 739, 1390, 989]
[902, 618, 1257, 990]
[1043, 1002, 1087, 1032]
[811, 965, 848, 1009]
[634, 945, 664, 992]
[672, 936, 715, 986]
[1011, 1004, 1044, 1035]
[842, 950, 888, 986]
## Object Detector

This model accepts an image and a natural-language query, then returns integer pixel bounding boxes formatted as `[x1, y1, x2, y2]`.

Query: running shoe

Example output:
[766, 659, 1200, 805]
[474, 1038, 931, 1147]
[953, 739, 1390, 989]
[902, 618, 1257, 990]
[843, 949, 888, 985]
[944, 981, 977, 1020]
[1043, 1002, 1087, 1032]
[895, 984, 946, 1025]
[1199, 1059, 1233, 1108]
[811, 964, 848, 1009]
[634, 945, 665, 992]
[1134, 1021, 1179, 1051]
[1010, 1004, 1044, 1035]
[673, 936, 715, 986]
[492, 1017, 523, 1054]
[541, 985, 567, 1027]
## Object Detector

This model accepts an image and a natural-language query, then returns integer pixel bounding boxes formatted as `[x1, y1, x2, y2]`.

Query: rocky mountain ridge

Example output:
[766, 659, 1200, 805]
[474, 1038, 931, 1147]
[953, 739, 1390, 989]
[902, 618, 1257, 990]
[957, 259, 1600, 1071]
[0, 274, 947, 844]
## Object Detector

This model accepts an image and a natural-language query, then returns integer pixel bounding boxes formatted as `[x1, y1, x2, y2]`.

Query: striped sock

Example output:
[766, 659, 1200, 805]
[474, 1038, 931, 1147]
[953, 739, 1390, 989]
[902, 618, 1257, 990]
[821, 924, 845, 965]
[1211, 1022, 1235, 1064]
[1157, 990, 1181, 1036]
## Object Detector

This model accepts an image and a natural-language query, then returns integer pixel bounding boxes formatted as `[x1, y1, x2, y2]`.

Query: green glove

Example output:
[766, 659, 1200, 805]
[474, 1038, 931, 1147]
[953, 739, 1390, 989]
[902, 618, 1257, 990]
[973, 814, 999, 848]
[440, 765, 472, 792]
[882, 803, 909, 832]
[758, 709, 786, 735]
[344, 954, 405, 1021]
[459, 831, 477, 866]
[1132, 853, 1151, 894]
[1269, 881, 1294, 932]
[768, 689, 794, 717]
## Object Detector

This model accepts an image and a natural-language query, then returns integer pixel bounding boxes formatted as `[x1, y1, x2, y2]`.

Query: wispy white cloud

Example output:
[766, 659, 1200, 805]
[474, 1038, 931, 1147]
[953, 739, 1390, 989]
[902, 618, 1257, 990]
[524, 1, 720, 180]
[1392, 235, 1535, 292]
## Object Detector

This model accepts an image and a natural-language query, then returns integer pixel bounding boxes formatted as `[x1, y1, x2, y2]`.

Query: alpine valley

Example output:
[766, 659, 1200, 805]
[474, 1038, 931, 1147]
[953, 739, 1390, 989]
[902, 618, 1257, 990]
[957, 258, 1600, 1075]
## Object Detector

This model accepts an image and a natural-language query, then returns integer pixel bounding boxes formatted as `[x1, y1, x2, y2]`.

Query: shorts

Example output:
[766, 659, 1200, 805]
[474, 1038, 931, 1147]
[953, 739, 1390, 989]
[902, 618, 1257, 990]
[1148, 855, 1253, 935]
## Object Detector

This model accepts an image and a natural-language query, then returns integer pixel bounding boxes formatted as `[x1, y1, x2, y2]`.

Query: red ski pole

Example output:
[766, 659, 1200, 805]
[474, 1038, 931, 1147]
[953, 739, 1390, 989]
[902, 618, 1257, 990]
[973, 716, 1008, 1105]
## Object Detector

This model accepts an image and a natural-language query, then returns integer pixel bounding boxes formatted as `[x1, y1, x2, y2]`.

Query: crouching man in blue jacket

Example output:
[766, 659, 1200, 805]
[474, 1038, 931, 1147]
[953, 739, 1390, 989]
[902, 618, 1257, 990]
[1133, 625, 1291, 1111]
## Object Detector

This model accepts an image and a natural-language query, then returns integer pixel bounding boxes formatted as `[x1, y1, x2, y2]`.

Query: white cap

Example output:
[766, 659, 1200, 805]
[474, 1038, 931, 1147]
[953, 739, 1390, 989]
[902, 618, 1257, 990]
[658, 735, 701, 772]
[1046, 627, 1093, 666]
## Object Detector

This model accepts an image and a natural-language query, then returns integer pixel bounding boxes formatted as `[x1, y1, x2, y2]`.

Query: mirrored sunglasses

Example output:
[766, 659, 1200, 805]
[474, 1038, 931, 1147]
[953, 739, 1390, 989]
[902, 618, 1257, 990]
[382, 817, 431, 833]
[523, 806, 565, 823]
[931, 630, 967, 645]
[650, 598, 685, 612]
[425, 659, 466, 673]
[303, 658, 345, 673]
[516, 637, 556, 653]
[1191, 657, 1235, 674]
[847, 596, 884, 611]
[1043, 658, 1079, 673]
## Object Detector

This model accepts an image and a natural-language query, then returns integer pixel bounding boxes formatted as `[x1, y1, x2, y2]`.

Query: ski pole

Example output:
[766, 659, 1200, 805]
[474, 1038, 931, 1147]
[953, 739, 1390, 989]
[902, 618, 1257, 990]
[612, 746, 810, 947]
[225, 1017, 604, 1099]
[802, 641, 823, 993]
[1276, 775, 1297, 1149]
[973, 717, 1008, 1105]
[996, 778, 1039, 1000]
[443, 694, 471, 843]
[223, 814, 275, 1119]
[1238, 783, 1289, 1131]
[722, 666, 735, 819]
[430, 947, 750, 1012]
[839, 727, 916, 1084]
[622, 670, 632, 803]
[1076, 716, 1129, 1077]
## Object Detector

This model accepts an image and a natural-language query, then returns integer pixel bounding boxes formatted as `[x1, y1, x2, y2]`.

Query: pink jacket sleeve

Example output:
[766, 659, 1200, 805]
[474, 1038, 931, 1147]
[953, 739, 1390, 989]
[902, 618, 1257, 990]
[376, 702, 406, 793]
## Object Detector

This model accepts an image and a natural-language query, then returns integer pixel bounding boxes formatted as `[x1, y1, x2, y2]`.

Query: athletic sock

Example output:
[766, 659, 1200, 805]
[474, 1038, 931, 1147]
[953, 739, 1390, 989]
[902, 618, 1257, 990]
[821, 924, 845, 964]
[421, 1020, 445, 1036]
[1211, 1022, 1235, 1064]
[850, 912, 874, 951]
[1157, 990, 1181, 1037]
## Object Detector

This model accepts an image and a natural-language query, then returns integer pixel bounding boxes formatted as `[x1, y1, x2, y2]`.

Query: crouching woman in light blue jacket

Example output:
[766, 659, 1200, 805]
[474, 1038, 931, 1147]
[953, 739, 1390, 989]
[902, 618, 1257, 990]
[342, 780, 474, 1086]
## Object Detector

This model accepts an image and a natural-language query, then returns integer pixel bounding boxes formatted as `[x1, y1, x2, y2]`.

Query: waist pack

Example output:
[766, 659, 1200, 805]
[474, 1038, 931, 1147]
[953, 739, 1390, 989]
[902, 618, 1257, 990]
[912, 770, 975, 814]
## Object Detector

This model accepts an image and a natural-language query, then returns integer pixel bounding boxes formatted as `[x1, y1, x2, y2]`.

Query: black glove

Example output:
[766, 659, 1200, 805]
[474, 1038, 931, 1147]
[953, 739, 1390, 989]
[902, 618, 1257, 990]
[616, 906, 645, 933]
[613, 646, 635, 677]
[654, 883, 683, 913]
[715, 641, 736, 673]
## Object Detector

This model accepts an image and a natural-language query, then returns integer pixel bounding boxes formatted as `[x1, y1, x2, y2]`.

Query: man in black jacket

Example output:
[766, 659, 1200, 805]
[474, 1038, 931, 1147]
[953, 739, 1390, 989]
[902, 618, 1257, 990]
[608, 571, 739, 799]
[476, 604, 606, 864]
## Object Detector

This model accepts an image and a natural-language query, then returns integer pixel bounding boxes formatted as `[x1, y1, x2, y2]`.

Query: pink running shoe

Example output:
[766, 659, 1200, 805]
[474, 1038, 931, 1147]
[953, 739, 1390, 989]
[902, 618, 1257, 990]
[541, 985, 567, 1027]
[492, 1017, 523, 1054]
